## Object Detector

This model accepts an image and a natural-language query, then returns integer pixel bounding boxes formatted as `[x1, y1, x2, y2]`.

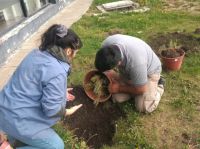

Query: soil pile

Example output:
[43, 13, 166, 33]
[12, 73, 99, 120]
[65, 86, 126, 149]
[163, 0, 200, 14]
[148, 31, 200, 56]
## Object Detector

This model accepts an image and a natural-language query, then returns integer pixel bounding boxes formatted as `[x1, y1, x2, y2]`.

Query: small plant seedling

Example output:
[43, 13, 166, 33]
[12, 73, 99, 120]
[161, 40, 183, 58]
[85, 73, 110, 105]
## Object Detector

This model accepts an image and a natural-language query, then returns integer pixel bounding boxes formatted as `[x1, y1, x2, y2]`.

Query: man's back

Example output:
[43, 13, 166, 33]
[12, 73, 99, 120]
[102, 34, 161, 74]
[102, 34, 161, 85]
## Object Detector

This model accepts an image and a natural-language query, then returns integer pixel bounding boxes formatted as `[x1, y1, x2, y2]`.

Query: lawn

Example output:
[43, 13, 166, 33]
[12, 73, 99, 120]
[54, 0, 200, 148]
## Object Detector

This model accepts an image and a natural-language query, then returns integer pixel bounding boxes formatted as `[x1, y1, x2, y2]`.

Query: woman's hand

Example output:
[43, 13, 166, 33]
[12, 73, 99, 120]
[65, 104, 83, 116]
[0, 132, 7, 143]
[66, 88, 83, 116]
[67, 88, 75, 101]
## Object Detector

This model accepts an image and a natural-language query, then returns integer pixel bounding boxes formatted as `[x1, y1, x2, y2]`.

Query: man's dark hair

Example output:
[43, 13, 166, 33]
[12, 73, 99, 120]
[39, 24, 83, 51]
[95, 45, 121, 72]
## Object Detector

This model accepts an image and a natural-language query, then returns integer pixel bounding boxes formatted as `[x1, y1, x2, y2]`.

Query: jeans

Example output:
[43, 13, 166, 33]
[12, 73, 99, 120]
[8, 128, 64, 149]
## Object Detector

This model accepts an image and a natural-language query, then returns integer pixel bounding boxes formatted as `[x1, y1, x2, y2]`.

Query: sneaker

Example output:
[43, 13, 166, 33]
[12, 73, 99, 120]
[158, 76, 165, 87]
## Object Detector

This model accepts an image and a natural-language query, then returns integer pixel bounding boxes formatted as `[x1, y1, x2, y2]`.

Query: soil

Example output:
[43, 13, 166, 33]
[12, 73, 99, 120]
[163, 0, 200, 14]
[194, 28, 200, 34]
[107, 28, 125, 36]
[65, 86, 126, 149]
[181, 133, 199, 147]
[161, 48, 182, 58]
[148, 31, 200, 56]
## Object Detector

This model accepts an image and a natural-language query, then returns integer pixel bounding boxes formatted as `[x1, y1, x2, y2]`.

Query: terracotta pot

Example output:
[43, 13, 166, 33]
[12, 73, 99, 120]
[161, 49, 185, 71]
[83, 70, 112, 102]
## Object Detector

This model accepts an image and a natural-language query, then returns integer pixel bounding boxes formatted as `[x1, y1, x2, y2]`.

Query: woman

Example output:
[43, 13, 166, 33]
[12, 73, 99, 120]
[0, 24, 83, 149]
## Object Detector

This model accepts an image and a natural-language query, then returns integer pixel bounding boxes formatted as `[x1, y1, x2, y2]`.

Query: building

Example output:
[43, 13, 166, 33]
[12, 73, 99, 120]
[0, 0, 72, 65]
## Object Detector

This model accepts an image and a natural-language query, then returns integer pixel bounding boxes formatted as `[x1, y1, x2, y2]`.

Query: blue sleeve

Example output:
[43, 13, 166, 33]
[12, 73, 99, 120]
[41, 74, 67, 118]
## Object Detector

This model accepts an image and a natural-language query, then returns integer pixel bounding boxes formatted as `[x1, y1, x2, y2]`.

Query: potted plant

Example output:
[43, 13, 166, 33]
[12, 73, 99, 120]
[83, 70, 112, 104]
[160, 40, 185, 71]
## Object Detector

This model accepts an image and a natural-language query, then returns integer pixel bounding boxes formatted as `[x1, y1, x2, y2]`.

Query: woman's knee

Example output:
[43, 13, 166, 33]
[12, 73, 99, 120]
[20, 129, 65, 149]
[49, 136, 64, 149]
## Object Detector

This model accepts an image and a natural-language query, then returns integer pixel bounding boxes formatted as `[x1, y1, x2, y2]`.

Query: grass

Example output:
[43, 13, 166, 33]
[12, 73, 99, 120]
[55, 0, 200, 148]
[53, 122, 88, 149]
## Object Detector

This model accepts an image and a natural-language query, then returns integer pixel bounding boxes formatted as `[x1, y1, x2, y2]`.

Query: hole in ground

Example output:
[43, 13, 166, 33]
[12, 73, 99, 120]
[65, 86, 126, 149]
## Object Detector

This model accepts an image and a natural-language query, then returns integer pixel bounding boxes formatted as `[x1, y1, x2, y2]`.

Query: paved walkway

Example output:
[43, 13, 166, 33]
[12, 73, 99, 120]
[0, 0, 93, 89]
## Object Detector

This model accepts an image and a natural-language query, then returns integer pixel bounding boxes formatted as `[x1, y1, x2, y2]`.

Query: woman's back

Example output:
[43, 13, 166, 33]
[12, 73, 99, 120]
[0, 49, 70, 139]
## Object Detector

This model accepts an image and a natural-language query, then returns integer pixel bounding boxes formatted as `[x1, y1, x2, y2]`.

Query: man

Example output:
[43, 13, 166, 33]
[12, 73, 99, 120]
[95, 34, 164, 113]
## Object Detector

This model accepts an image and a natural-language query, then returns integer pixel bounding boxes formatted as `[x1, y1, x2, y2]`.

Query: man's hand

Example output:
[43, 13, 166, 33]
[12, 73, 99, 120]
[67, 88, 75, 101]
[65, 104, 83, 116]
[108, 79, 120, 94]
[104, 70, 120, 82]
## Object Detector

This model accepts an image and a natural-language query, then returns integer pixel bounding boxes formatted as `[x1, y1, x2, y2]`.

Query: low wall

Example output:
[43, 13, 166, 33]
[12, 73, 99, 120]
[0, 0, 71, 65]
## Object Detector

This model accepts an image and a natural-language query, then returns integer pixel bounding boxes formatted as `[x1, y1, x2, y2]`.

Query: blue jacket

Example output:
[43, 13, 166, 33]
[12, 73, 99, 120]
[0, 49, 70, 140]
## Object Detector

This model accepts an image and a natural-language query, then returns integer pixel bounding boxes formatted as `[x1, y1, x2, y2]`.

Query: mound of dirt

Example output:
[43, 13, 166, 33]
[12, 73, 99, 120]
[65, 86, 126, 149]
[163, 0, 200, 14]
[148, 31, 200, 56]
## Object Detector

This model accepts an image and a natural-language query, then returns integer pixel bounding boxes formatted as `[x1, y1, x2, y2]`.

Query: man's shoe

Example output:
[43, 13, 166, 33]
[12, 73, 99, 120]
[158, 76, 165, 87]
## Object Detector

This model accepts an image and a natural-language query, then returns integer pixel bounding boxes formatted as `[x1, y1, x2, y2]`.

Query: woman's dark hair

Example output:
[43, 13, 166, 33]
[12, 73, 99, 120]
[39, 24, 83, 51]
[95, 45, 121, 72]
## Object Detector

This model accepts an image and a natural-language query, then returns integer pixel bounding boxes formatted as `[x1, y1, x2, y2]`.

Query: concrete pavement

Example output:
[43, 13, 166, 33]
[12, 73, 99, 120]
[0, 0, 93, 89]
